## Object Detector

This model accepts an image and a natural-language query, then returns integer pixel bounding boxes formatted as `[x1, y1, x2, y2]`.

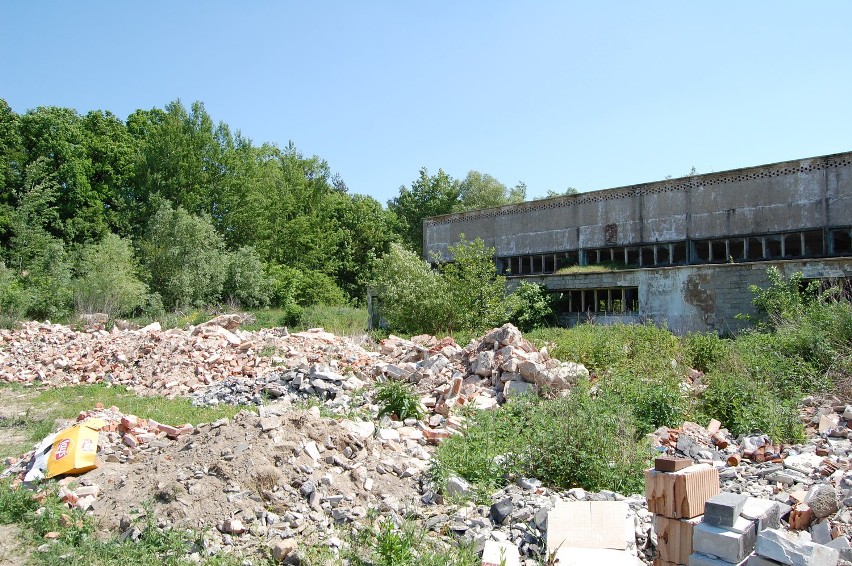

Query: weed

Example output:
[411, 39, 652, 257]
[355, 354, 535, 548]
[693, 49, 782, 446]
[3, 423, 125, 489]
[375, 380, 424, 421]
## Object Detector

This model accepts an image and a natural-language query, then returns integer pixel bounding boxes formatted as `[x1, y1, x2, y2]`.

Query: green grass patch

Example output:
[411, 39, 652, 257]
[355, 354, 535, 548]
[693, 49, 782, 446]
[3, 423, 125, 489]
[431, 389, 651, 498]
[244, 305, 368, 337]
[554, 261, 631, 274]
[32, 384, 248, 426]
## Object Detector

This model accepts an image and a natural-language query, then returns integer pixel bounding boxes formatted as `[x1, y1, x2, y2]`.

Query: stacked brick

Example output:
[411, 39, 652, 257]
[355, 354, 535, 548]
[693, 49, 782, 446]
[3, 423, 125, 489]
[646, 458, 720, 566]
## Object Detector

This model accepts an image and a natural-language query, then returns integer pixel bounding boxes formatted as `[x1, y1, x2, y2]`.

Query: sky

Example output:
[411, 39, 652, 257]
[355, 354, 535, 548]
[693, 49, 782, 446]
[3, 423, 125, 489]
[2, 2, 852, 204]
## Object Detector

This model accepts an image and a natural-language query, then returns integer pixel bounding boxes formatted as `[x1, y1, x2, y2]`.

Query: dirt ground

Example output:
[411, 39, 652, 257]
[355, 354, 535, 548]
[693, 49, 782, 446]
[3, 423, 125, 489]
[0, 524, 28, 565]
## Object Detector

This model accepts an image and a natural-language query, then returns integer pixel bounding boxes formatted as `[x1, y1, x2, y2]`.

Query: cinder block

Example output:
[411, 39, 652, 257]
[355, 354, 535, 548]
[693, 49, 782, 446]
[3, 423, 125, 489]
[693, 520, 756, 563]
[755, 528, 839, 566]
[747, 556, 784, 566]
[655, 515, 703, 564]
[705, 492, 749, 528]
[741, 498, 781, 532]
[646, 464, 720, 519]
[689, 552, 749, 565]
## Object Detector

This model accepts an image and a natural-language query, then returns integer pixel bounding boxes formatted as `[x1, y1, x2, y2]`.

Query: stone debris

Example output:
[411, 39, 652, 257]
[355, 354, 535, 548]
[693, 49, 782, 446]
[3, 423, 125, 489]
[4, 317, 852, 565]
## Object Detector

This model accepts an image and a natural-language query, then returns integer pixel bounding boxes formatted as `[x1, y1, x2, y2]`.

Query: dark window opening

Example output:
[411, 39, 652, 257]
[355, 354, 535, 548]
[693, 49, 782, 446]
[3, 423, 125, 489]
[833, 229, 852, 254]
[693, 240, 710, 262]
[656, 245, 670, 265]
[803, 230, 824, 256]
[552, 287, 640, 314]
[710, 240, 726, 262]
[640, 247, 654, 266]
[747, 237, 764, 260]
[672, 242, 687, 264]
[784, 233, 802, 257]
[626, 248, 640, 267]
[544, 255, 556, 273]
[765, 236, 782, 258]
[729, 239, 745, 262]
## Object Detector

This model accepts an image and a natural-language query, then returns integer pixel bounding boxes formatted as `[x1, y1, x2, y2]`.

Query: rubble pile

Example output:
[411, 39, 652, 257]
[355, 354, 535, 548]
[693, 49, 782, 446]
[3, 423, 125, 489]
[0, 318, 377, 397]
[4, 316, 852, 565]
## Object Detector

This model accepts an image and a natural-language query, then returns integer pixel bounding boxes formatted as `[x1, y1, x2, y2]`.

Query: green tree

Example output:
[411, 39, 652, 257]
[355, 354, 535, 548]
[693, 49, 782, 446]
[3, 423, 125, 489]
[73, 233, 148, 317]
[370, 243, 452, 334]
[223, 246, 272, 308]
[388, 168, 460, 256]
[440, 236, 507, 332]
[454, 171, 526, 212]
[138, 202, 227, 309]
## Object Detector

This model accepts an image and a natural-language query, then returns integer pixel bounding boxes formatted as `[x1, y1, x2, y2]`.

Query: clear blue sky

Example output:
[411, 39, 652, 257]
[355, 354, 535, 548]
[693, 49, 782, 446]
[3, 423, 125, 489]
[3, 2, 851, 204]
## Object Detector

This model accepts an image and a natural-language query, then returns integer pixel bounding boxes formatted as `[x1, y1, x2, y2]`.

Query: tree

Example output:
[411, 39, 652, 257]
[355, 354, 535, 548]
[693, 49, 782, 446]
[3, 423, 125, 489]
[73, 233, 148, 317]
[542, 187, 579, 199]
[440, 236, 507, 332]
[454, 171, 526, 212]
[370, 243, 452, 334]
[138, 202, 227, 309]
[388, 168, 460, 257]
[371, 236, 508, 335]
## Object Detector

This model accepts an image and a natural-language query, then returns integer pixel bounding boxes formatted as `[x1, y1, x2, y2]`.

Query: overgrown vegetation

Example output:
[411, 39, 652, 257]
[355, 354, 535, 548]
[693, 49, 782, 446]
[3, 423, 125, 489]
[375, 380, 424, 421]
[300, 515, 479, 566]
[431, 390, 650, 499]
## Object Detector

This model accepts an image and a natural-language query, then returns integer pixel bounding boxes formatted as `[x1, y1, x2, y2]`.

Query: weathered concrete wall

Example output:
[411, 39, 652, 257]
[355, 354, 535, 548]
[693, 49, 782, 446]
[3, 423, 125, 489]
[514, 258, 852, 335]
[425, 152, 852, 260]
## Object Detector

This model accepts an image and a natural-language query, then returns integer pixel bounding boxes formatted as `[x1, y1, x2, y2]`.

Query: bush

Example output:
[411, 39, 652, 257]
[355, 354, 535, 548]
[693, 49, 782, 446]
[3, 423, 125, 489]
[370, 238, 508, 336]
[431, 388, 650, 496]
[507, 281, 554, 332]
[138, 202, 228, 310]
[375, 380, 423, 421]
[699, 371, 803, 442]
[266, 264, 345, 308]
[0, 262, 29, 325]
[682, 331, 730, 373]
[223, 246, 272, 308]
[72, 233, 148, 318]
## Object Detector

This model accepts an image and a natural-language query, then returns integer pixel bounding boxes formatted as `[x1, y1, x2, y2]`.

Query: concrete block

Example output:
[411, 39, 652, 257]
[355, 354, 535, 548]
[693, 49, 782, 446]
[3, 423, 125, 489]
[547, 501, 628, 553]
[705, 492, 749, 528]
[825, 536, 852, 562]
[747, 556, 785, 565]
[646, 464, 720, 519]
[689, 552, 749, 565]
[552, 547, 640, 566]
[693, 520, 756, 563]
[741, 498, 781, 532]
[481, 540, 520, 566]
[755, 528, 839, 566]
[654, 514, 702, 564]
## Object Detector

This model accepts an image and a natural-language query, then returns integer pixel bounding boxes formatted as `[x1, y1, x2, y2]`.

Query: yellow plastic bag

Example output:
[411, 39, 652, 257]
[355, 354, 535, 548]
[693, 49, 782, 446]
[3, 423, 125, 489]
[46, 418, 105, 478]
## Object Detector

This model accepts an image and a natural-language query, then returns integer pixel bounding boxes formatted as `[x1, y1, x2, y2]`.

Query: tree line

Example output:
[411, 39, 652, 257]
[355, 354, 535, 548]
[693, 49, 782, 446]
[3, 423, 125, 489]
[0, 98, 544, 324]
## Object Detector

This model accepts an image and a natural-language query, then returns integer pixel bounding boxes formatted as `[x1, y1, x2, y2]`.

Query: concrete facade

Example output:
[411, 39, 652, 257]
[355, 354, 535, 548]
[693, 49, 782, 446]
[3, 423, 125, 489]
[423, 152, 852, 334]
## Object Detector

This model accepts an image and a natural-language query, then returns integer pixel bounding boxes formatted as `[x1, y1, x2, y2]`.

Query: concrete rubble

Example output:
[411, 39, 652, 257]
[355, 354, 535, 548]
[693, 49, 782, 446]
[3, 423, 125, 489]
[2, 317, 852, 565]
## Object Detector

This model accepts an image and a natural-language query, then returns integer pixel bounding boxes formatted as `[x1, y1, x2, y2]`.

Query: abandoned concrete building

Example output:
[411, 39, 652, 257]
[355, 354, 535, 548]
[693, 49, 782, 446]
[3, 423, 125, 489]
[423, 151, 852, 334]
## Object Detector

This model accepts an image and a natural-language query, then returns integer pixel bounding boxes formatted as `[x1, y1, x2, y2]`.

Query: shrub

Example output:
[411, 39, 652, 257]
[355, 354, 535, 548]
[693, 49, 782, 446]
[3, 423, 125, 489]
[507, 281, 554, 332]
[72, 233, 148, 318]
[699, 371, 803, 442]
[0, 262, 29, 325]
[682, 331, 730, 373]
[432, 389, 649, 496]
[223, 246, 272, 308]
[375, 380, 423, 421]
[138, 202, 227, 309]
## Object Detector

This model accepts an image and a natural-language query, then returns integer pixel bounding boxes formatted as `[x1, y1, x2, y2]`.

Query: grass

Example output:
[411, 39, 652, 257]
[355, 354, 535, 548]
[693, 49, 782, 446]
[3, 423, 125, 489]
[554, 261, 631, 274]
[243, 305, 369, 337]
[299, 516, 480, 566]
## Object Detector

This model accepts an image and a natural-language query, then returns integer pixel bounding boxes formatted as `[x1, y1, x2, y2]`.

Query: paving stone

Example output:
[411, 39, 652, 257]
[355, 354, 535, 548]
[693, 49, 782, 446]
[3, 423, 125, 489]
[742, 498, 781, 532]
[688, 552, 749, 565]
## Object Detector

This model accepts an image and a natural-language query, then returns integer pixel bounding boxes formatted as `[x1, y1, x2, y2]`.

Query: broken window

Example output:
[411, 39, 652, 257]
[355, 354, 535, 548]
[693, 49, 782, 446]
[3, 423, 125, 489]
[803, 230, 824, 256]
[832, 229, 852, 255]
